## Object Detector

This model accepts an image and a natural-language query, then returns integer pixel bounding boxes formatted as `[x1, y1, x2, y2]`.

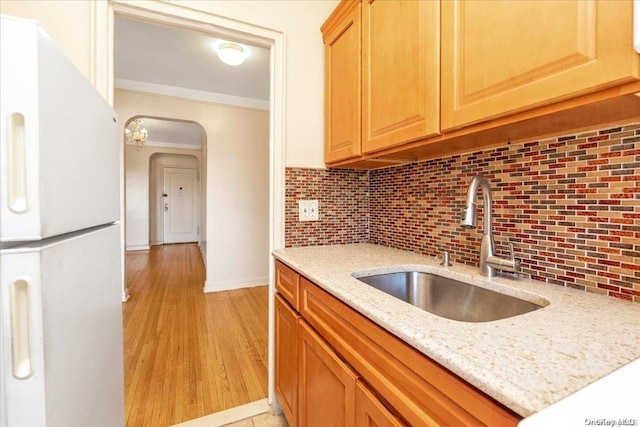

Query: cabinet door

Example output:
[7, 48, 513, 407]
[362, 0, 440, 154]
[441, 0, 640, 131]
[275, 295, 300, 427]
[323, 1, 361, 163]
[298, 321, 357, 427]
[355, 380, 407, 427]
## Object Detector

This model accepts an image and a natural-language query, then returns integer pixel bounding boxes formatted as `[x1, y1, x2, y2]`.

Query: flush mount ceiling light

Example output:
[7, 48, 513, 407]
[218, 42, 246, 66]
[125, 119, 148, 149]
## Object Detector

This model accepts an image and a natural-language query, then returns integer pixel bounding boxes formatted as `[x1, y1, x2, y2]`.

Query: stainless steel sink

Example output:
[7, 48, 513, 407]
[355, 271, 543, 322]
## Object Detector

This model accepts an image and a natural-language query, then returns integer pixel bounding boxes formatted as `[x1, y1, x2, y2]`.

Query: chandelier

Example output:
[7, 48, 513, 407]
[125, 119, 148, 148]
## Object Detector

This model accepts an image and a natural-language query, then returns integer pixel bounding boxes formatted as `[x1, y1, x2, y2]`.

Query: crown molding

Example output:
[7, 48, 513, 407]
[126, 139, 202, 150]
[115, 78, 269, 111]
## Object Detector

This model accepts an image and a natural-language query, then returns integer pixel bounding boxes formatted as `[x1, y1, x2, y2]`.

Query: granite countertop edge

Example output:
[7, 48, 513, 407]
[272, 243, 640, 418]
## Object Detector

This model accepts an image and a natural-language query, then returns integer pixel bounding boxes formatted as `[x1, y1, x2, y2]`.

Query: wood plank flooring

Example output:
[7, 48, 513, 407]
[123, 244, 268, 427]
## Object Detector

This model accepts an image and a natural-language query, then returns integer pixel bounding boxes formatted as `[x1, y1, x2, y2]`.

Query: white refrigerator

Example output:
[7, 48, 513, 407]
[0, 15, 124, 427]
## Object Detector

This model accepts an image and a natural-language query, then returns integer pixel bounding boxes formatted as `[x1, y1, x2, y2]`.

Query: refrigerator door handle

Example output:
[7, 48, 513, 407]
[10, 278, 33, 379]
[7, 112, 29, 213]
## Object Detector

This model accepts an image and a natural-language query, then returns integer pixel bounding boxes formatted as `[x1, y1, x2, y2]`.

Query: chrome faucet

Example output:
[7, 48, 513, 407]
[460, 173, 520, 278]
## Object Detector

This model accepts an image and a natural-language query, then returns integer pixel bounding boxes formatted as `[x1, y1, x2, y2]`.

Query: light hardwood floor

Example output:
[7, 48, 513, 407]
[123, 244, 269, 427]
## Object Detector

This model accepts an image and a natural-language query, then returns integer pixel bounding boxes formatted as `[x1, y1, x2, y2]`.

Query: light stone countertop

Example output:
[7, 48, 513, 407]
[272, 243, 640, 418]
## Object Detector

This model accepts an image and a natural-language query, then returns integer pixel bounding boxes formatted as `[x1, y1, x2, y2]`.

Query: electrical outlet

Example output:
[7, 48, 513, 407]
[299, 200, 319, 221]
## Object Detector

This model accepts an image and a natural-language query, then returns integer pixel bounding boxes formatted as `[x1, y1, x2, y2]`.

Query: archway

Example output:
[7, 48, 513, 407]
[123, 116, 206, 259]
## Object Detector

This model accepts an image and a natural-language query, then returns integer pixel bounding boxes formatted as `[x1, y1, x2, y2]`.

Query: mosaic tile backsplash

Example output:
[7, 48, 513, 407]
[285, 123, 640, 302]
[285, 168, 369, 246]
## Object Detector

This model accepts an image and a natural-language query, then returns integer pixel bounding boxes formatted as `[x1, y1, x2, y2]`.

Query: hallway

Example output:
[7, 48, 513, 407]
[123, 244, 268, 426]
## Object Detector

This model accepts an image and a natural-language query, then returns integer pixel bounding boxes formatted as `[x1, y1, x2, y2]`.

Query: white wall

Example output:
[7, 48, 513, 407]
[0, 0, 111, 100]
[116, 89, 270, 291]
[138, 0, 339, 168]
[2, 0, 339, 167]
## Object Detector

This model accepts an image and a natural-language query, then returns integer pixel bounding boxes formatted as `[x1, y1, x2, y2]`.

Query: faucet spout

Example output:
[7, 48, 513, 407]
[461, 174, 520, 278]
[461, 173, 493, 235]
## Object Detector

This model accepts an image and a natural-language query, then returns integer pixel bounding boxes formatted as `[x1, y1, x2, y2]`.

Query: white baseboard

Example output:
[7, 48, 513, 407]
[170, 398, 270, 427]
[203, 276, 268, 293]
[150, 240, 162, 246]
[126, 245, 150, 251]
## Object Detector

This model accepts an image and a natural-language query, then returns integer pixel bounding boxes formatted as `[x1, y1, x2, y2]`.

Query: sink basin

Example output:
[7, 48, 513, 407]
[355, 271, 543, 322]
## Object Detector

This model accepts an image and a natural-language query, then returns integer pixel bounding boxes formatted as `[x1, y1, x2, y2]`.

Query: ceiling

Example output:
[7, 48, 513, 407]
[115, 15, 270, 147]
[130, 118, 204, 148]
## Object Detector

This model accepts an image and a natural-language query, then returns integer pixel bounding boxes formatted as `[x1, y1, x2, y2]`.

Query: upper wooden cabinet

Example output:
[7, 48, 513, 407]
[322, 0, 362, 163]
[322, 0, 640, 168]
[441, 0, 640, 131]
[362, 0, 440, 153]
[322, 0, 440, 163]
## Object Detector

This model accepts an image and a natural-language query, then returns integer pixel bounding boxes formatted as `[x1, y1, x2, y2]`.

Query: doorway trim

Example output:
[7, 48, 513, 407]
[109, 0, 285, 415]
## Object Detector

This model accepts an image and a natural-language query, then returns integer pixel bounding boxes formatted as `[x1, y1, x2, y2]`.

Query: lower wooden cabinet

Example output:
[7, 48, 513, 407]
[355, 380, 407, 427]
[298, 321, 357, 426]
[275, 295, 300, 426]
[274, 264, 522, 426]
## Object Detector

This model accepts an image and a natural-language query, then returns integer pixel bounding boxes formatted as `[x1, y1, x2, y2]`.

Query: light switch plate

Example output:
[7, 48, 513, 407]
[299, 200, 319, 221]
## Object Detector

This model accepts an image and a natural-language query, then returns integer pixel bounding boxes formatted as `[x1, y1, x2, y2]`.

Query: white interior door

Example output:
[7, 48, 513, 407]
[163, 167, 199, 244]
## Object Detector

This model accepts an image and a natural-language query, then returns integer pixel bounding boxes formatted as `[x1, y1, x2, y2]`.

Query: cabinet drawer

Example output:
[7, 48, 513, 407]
[299, 278, 520, 426]
[275, 261, 300, 310]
